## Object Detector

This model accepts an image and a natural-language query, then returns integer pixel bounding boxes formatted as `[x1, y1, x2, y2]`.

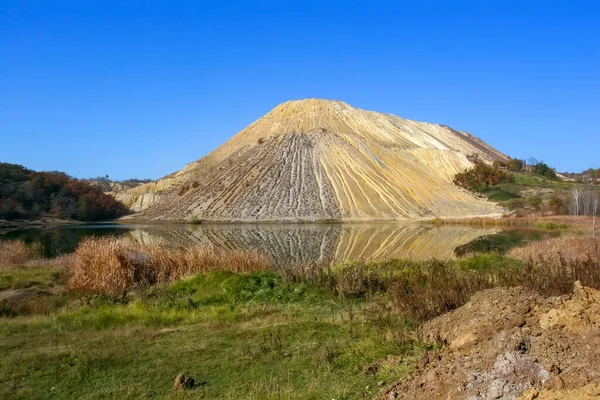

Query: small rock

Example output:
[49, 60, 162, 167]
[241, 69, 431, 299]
[487, 379, 505, 399]
[173, 373, 195, 391]
[585, 385, 600, 396]
[520, 388, 539, 400]
[546, 375, 564, 390]
[362, 363, 378, 376]
[378, 380, 386, 387]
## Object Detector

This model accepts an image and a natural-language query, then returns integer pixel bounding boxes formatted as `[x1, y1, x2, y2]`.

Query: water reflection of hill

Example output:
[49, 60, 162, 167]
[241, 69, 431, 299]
[127, 224, 494, 265]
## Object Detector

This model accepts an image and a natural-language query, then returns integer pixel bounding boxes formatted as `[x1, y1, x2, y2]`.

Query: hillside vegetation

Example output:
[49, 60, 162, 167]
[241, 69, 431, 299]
[452, 159, 599, 216]
[0, 163, 128, 222]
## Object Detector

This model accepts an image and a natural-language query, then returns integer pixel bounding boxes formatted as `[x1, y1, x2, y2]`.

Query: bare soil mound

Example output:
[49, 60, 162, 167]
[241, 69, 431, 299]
[381, 282, 600, 400]
[119, 99, 507, 221]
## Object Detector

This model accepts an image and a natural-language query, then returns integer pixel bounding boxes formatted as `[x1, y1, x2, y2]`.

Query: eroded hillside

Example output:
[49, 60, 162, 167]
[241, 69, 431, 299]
[119, 99, 509, 221]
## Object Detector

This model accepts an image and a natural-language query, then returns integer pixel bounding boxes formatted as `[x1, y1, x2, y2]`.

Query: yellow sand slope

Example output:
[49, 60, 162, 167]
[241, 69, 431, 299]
[118, 99, 508, 221]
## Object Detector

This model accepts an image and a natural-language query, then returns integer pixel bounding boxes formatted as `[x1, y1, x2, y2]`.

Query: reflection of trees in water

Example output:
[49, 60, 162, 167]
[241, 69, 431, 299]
[127, 224, 492, 265]
[454, 229, 562, 257]
[1, 226, 129, 257]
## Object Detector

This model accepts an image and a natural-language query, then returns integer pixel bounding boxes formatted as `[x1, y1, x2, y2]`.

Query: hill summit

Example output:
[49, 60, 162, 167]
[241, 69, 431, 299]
[117, 99, 508, 221]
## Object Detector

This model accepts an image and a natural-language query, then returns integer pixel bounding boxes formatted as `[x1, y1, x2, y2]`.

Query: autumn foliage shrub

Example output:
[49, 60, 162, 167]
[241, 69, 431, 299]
[0, 163, 128, 221]
[453, 164, 514, 195]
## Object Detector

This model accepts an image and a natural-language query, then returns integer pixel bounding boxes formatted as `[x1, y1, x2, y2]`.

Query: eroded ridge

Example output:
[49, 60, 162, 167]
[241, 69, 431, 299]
[118, 99, 508, 221]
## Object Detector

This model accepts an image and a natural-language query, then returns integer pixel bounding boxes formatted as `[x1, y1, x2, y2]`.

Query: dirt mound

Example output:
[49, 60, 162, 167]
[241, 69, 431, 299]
[381, 282, 600, 400]
[120, 99, 507, 221]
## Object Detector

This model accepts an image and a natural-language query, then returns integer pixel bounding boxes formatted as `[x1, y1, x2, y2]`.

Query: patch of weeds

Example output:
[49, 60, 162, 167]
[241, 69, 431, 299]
[166, 271, 330, 306]
[488, 188, 520, 202]
[534, 222, 569, 230]
[0, 300, 10, 317]
[0, 266, 65, 291]
[453, 253, 522, 272]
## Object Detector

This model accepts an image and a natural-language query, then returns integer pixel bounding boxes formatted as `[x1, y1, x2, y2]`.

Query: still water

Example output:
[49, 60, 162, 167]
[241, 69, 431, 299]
[0, 223, 558, 265]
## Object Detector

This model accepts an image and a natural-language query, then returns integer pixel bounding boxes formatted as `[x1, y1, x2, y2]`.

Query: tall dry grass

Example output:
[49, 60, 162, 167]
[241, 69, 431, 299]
[0, 240, 42, 266]
[507, 235, 598, 262]
[432, 215, 594, 229]
[23, 254, 75, 269]
[61, 233, 600, 323]
[283, 255, 600, 321]
[69, 236, 272, 295]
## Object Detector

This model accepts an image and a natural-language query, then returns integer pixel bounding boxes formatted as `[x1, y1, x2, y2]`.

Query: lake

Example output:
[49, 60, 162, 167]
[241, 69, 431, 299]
[0, 223, 559, 265]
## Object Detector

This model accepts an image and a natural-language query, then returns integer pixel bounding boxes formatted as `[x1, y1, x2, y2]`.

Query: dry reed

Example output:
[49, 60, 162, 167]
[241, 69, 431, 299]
[432, 215, 594, 229]
[507, 235, 598, 262]
[23, 254, 75, 269]
[283, 255, 600, 321]
[0, 240, 42, 266]
[69, 236, 272, 295]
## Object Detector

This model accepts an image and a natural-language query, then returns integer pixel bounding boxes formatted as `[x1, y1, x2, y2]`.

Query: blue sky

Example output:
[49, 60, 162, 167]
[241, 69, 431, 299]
[1, 0, 598, 180]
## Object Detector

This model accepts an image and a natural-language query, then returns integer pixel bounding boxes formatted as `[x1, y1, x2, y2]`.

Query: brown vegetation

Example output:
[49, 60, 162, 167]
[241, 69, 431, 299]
[432, 215, 595, 229]
[283, 254, 600, 321]
[56, 232, 600, 320]
[0, 240, 41, 265]
[6, 228, 600, 325]
[508, 235, 599, 262]
[68, 236, 272, 295]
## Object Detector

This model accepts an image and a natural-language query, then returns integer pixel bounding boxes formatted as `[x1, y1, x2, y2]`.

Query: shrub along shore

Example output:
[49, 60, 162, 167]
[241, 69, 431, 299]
[0, 235, 599, 399]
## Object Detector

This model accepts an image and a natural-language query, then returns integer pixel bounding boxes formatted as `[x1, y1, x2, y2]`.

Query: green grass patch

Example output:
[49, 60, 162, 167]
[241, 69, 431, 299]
[533, 222, 569, 230]
[453, 253, 522, 272]
[0, 266, 65, 291]
[0, 270, 424, 399]
[512, 173, 574, 190]
[487, 188, 520, 202]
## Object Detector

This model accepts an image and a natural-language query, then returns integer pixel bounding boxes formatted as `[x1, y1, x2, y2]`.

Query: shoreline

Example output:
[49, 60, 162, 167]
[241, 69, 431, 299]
[2, 214, 590, 232]
[117, 211, 505, 225]
[0, 218, 82, 230]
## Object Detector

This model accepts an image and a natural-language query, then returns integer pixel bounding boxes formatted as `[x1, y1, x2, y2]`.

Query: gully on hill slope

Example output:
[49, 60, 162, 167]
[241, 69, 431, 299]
[117, 99, 509, 222]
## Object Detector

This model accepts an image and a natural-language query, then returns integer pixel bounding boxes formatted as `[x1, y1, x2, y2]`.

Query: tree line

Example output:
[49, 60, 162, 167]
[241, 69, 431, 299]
[0, 163, 129, 221]
[492, 157, 558, 180]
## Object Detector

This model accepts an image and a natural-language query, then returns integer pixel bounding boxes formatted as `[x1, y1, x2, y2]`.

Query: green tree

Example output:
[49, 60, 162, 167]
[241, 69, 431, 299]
[506, 158, 525, 172]
[532, 162, 558, 180]
[453, 164, 514, 195]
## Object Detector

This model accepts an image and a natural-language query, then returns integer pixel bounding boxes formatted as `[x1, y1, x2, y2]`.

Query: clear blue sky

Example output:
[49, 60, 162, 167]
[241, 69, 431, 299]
[1, 0, 598, 180]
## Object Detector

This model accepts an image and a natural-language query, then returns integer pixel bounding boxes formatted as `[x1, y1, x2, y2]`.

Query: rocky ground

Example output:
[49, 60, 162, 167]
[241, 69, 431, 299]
[381, 282, 600, 400]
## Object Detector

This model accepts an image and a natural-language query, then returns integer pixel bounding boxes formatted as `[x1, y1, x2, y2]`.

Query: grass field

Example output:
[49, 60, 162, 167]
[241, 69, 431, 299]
[1, 234, 599, 399]
[0, 269, 425, 400]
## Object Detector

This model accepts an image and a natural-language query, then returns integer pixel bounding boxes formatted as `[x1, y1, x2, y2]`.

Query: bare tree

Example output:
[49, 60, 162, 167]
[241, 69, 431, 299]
[571, 185, 582, 215]
[585, 187, 590, 215]
[593, 194, 599, 259]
